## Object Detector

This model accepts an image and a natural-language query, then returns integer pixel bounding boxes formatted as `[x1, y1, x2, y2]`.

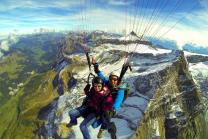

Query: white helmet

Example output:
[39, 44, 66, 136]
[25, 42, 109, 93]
[109, 71, 120, 78]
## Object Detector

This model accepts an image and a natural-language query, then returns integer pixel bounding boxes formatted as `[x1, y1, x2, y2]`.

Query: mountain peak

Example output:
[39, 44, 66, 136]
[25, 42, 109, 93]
[130, 31, 139, 38]
[120, 31, 140, 41]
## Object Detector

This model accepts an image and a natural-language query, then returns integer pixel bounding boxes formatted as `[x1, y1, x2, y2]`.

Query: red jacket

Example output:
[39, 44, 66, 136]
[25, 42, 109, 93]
[84, 85, 113, 114]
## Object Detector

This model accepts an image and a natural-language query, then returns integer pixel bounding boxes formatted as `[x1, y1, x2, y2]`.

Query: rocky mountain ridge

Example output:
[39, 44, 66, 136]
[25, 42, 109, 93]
[1, 32, 208, 139]
[37, 34, 208, 139]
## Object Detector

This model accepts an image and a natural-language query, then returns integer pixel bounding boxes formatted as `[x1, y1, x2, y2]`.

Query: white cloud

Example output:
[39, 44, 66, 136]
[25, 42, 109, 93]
[0, 34, 19, 52]
[181, 10, 208, 29]
[0, 41, 9, 51]
[106, 0, 133, 5]
[164, 9, 208, 47]
[163, 27, 207, 48]
[91, 8, 208, 48]
[145, 18, 208, 48]
[0, 0, 83, 11]
[0, 2, 207, 49]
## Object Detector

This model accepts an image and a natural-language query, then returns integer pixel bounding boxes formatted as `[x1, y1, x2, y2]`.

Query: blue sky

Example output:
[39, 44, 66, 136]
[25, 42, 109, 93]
[0, 0, 208, 47]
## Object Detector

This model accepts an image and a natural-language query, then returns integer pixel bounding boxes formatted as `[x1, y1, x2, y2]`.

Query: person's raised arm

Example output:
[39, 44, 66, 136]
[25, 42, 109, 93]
[92, 57, 108, 83]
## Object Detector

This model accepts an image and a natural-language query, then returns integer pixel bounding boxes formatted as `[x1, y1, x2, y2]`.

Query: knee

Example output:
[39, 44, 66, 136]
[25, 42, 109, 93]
[80, 122, 86, 132]
[92, 120, 101, 128]
[69, 112, 74, 118]
[69, 109, 77, 117]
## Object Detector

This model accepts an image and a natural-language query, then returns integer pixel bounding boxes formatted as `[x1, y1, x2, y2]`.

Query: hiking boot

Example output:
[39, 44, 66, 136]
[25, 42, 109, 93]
[66, 122, 77, 128]
[97, 129, 105, 138]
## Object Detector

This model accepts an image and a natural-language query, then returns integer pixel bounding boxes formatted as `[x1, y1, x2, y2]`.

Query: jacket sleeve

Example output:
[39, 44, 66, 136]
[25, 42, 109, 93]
[113, 89, 125, 111]
[97, 71, 109, 84]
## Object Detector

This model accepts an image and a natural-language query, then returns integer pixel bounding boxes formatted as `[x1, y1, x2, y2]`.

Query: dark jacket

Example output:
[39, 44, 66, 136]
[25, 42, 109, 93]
[96, 71, 126, 111]
[84, 85, 114, 114]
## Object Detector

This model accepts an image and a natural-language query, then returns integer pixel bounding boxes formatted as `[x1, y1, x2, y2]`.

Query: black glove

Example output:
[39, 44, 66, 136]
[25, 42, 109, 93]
[93, 63, 100, 74]
[105, 109, 116, 118]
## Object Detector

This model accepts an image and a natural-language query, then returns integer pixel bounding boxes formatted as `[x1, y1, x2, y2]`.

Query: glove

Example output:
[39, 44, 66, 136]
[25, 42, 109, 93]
[105, 109, 116, 118]
[93, 63, 100, 74]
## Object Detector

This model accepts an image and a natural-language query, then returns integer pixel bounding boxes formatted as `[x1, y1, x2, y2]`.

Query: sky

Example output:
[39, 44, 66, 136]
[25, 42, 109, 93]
[0, 0, 208, 47]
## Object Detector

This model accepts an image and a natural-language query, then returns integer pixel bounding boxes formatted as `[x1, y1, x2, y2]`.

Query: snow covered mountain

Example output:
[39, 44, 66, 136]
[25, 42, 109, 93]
[36, 33, 208, 139]
[119, 31, 140, 41]
[185, 52, 208, 99]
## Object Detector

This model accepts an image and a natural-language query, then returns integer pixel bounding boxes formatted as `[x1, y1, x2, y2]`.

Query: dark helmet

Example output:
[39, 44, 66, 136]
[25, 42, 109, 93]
[92, 76, 104, 86]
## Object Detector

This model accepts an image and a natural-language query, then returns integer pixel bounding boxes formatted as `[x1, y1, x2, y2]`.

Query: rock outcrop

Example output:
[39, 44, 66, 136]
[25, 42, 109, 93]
[186, 54, 208, 63]
[132, 51, 208, 139]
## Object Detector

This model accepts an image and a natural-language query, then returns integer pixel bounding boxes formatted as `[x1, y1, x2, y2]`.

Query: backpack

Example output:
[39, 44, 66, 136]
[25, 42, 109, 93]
[123, 83, 131, 101]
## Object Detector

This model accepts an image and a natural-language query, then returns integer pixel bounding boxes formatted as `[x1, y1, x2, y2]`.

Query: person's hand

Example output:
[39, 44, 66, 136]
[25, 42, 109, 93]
[92, 56, 97, 65]
[105, 109, 116, 118]
[92, 56, 100, 73]
[110, 109, 116, 117]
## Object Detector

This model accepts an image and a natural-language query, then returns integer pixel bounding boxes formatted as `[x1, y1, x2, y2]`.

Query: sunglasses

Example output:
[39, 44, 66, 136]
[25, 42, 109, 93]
[93, 84, 102, 88]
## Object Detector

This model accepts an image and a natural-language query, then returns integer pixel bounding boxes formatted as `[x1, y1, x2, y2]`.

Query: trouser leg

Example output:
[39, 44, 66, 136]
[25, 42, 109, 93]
[69, 105, 87, 124]
[100, 114, 108, 130]
[80, 113, 97, 139]
[100, 113, 117, 139]
[108, 122, 117, 139]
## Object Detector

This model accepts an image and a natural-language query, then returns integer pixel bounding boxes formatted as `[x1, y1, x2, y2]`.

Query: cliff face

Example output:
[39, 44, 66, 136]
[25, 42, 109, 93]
[133, 51, 208, 139]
